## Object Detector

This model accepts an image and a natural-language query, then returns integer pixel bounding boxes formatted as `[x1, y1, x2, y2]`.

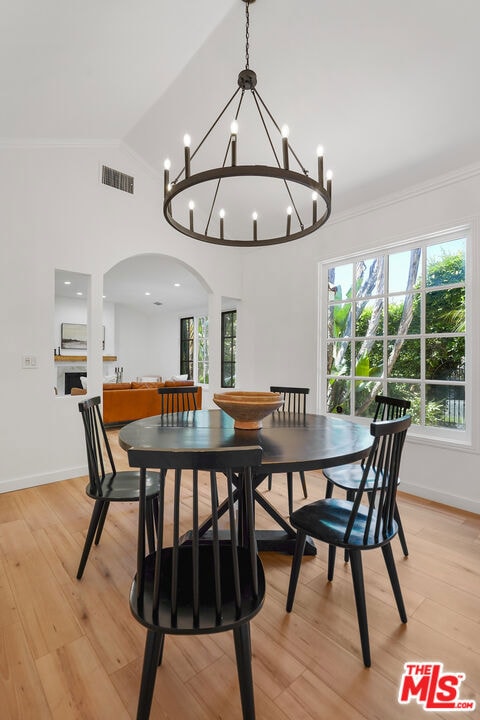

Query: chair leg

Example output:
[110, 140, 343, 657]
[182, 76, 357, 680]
[349, 550, 371, 667]
[299, 471, 308, 499]
[286, 531, 307, 612]
[267, 474, 272, 491]
[344, 490, 355, 563]
[382, 542, 407, 623]
[94, 501, 110, 545]
[233, 624, 256, 720]
[287, 472, 293, 517]
[77, 499, 104, 580]
[325, 479, 334, 498]
[136, 630, 164, 720]
[327, 544, 336, 581]
[394, 503, 409, 557]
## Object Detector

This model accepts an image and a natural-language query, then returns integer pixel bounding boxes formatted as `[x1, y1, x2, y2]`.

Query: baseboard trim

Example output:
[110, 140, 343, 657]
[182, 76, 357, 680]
[0, 465, 87, 494]
[400, 481, 479, 515]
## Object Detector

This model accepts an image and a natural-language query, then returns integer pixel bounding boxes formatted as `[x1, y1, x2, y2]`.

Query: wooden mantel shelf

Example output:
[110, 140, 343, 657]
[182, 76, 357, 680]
[54, 355, 117, 362]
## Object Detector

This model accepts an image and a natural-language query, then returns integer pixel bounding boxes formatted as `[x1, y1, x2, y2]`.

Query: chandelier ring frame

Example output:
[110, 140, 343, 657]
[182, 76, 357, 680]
[163, 165, 331, 247]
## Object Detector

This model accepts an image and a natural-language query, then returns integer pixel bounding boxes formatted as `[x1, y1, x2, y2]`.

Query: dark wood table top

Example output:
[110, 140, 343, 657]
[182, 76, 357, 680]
[119, 409, 372, 474]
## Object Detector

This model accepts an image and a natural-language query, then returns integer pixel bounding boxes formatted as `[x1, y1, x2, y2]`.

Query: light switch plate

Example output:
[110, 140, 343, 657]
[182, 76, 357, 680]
[22, 355, 38, 369]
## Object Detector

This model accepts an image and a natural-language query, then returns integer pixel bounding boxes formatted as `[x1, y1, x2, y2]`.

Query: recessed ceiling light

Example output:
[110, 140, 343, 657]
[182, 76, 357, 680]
[76, 291, 83, 296]
[145, 291, 151, 296]
[64, 280, 71, 285]
[174, 283, 181, 287]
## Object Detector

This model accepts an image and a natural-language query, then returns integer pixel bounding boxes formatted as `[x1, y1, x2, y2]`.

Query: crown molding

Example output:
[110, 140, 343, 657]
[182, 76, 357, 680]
[0, 138, 122, 149]
[330, 161, 480, 226]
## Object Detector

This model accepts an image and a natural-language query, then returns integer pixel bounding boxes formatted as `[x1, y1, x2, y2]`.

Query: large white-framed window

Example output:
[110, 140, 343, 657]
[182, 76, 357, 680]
[320, 226, 469, 443]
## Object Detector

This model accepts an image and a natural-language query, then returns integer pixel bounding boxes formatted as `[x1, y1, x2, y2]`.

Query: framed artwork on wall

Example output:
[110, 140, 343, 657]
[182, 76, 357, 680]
[61, 323, 105, 350]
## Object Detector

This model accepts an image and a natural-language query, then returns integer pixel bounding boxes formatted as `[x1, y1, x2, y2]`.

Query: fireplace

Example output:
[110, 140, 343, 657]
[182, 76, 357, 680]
[65, 372, 86, 394]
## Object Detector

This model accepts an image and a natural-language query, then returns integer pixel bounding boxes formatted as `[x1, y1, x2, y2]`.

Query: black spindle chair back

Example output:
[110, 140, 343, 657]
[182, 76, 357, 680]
[157, 386, 199, 416]
[270, 386, 309, 415]
[79, 395, 116, 496]
[324, 394, 411, 557]
[344, 415, 410, 547]
[76, 396, 159, 580]
[127, 445, 265, 720]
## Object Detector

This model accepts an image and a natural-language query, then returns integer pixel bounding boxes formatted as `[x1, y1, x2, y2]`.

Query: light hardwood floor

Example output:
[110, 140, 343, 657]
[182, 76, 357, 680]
[0, 433, 478, 719]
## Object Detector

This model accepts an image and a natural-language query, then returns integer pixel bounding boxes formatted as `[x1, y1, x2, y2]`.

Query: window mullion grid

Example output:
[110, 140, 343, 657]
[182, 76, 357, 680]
[324, 232, 467, 435]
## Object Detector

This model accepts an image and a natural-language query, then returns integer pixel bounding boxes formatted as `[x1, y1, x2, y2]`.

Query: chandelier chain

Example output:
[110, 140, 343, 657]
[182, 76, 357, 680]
[245, 1, 250, 69]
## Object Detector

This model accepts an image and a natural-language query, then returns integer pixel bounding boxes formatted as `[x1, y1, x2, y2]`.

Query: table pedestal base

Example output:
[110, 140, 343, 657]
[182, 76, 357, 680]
[255, 530, 317, 555]
[180, 529, 316, 556]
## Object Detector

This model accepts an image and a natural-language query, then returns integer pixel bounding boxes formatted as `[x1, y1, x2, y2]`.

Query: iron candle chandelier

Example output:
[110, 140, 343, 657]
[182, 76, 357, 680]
[163, 0, 332, 247]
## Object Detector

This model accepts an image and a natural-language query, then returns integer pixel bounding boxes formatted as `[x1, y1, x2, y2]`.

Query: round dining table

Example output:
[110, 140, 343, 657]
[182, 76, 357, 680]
[119, 408, 372, 555]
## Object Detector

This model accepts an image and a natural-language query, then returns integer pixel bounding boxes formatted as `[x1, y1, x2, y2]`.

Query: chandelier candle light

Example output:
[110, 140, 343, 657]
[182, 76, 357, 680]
[162, 0, 332, 247]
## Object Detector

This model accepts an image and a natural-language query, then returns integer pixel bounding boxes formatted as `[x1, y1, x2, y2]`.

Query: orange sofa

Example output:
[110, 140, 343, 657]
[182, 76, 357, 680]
[103, 380, 201, 425]
[73, 380, 202, 425]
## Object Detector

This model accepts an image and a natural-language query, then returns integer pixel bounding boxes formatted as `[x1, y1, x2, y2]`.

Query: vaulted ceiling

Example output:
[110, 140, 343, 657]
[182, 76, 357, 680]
[4, 0, 480, 214]
[8, 0, 480, 309]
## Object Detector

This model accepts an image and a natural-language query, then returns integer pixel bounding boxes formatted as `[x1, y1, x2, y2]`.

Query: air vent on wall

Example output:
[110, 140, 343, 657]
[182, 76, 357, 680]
[153, 301, 163, 306]
[101, 165, 134, 194]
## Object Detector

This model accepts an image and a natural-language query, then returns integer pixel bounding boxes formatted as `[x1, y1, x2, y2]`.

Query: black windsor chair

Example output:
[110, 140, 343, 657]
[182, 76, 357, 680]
[157, 385, 199, 415]
[324, 395, 411, 558]
[286, 414, 411, 667]
[267, 386, 310, 515]
[76, 396, 159, 580]
[127, 445, 265, 720]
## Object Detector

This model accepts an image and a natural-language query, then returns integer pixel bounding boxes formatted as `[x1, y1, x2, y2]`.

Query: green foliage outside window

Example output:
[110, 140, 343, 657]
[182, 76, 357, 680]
[326, 238, 466, 429]
[197, 316, 209, 384]
[222, 310, 236, 388]
[180, 317, 194, 379]
[180, 316, 209, 383]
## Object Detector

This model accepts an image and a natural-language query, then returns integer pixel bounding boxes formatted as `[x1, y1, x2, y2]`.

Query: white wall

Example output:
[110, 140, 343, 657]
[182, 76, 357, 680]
[113, 303, 153, 383]
[147, 310, 181, 381]
[0, 142, 243, 493]
[241, 166, 480, 514]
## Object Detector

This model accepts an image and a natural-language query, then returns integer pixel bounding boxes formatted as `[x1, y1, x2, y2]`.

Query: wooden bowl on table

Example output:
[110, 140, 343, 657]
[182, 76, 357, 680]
[213, 391, 284, 430]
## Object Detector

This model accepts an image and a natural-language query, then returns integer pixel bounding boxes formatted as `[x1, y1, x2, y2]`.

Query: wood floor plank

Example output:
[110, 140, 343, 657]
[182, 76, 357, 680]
[36, 635, 130, 720]
[112, 656, 214, 720]
[211, 620, 305, 701]
[0, 556, 19, 629]
[0, 519, 84, 660]
[155, 633, 225, 682]
[187, 653, 291, 720]
[277, 668, 369, 720]
[0, 492, 22, 525]
[38, 478, 92, 535]
[0, 621, 52, 720]
[14, 485, 67, 532]
[61, 577, 144, 675]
